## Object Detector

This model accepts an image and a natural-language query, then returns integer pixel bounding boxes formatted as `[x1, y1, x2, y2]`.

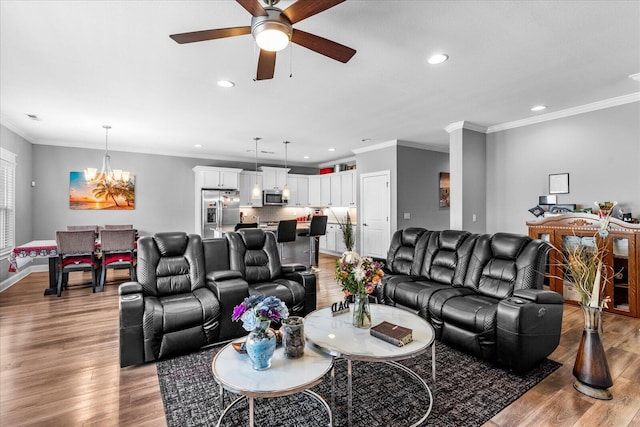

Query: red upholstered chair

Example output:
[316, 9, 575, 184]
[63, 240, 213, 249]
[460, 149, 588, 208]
[55, 230, 100, 297]
[99, 229, 137, 290]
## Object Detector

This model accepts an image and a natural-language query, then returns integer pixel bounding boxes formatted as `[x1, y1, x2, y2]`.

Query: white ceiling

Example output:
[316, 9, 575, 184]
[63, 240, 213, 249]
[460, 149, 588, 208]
[1, 0, 639, 167]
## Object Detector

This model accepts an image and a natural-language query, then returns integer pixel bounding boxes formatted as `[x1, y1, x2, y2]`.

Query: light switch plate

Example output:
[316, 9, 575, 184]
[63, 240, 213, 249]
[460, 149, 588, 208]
[404, 212, 410, 220]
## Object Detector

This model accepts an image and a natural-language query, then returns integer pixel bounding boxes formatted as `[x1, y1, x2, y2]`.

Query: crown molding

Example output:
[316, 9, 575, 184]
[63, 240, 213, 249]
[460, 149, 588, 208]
[0, 116, 37, 144]
[487, 92, 640, 133]
[444, 121, 487, 134]
[351, 139, 399, 154]
[397, 140, 449, 153]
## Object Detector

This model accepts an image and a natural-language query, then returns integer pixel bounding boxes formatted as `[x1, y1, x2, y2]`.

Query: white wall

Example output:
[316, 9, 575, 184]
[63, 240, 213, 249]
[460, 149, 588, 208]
[486, 102, 640, 234]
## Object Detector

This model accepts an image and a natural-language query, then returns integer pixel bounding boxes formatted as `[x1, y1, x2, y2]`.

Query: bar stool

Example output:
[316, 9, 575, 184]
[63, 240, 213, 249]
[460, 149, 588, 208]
[234, 223, 257, 231]
[276, 219, 298, 260]
[298, 215, 328, 270]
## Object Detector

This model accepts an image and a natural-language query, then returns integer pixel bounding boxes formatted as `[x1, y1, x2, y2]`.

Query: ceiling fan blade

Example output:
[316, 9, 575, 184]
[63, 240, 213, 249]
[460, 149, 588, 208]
[236, 0, 268, 17]
[291, 29, 356, 63]
[170, 26, 251, 44]
[283, 0, 346, 24]
[256, 49, 276, 80]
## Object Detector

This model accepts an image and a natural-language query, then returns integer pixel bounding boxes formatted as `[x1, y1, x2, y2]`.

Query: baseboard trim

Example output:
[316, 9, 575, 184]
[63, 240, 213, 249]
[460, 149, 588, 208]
[0, 265, 48, 293]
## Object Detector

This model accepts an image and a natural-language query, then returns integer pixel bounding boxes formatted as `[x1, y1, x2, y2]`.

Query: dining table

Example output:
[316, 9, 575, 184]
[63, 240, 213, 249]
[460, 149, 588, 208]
[8, 240, 59, 295]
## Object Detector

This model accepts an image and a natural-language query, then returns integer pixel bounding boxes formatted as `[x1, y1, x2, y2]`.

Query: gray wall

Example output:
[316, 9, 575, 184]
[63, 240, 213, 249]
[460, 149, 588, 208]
[461, 129, 487, 233]
[397, 145, 449, 230]
[355, 144, 397, 233]
[0, 126, 34, 283]
[486, 102, 640, 234]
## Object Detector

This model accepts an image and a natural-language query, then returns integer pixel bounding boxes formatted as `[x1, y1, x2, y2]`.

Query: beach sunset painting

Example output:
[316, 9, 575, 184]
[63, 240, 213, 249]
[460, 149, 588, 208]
[69, 171, 135, 210]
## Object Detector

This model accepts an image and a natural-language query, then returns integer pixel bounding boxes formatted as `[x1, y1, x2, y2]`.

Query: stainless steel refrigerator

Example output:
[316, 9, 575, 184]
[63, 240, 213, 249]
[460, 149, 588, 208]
[201, 189, 240, 239]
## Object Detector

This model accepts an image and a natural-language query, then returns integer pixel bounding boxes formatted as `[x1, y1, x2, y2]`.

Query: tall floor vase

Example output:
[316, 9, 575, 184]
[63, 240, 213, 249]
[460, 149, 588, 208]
[573, 304, 613, 400]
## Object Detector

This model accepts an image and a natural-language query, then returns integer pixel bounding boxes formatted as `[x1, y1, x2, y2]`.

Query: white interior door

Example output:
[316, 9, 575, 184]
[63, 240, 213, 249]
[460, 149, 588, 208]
[360, 171, 390, 258]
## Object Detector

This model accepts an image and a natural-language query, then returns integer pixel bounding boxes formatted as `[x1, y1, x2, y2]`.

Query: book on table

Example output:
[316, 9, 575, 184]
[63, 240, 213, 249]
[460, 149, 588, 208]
[370, 321, 413, 346]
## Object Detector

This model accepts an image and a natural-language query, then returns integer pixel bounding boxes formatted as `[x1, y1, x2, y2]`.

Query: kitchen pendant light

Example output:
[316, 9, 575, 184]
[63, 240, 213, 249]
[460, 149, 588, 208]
[84, 125, 130, 184]
[282, 140, 290, 201]
[252, 137, 262, 199]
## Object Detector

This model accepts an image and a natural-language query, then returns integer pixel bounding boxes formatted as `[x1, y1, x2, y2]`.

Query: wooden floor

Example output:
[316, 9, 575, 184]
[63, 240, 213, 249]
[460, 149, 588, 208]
[1, 254, 639, 426]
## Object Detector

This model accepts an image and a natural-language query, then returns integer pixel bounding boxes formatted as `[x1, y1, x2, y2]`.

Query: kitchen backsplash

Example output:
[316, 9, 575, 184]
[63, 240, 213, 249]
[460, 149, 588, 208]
[240, 206, 356, 224]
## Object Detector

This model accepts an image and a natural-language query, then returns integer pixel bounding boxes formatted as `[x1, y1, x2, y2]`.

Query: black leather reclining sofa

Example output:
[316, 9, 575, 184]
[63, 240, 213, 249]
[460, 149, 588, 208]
[378, 227, 563, 373]
[118, 229, 315, 367]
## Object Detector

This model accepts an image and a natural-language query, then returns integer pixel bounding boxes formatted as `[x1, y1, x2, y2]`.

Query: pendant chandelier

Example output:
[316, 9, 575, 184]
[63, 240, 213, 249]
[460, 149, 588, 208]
[252, 137, 262, 199]
[84, 125, 130, 184]
[282, 140, 290, 201]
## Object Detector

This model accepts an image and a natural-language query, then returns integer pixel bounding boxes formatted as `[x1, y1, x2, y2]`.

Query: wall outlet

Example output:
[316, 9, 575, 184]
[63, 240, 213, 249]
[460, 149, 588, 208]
[404, 212, 410, 220]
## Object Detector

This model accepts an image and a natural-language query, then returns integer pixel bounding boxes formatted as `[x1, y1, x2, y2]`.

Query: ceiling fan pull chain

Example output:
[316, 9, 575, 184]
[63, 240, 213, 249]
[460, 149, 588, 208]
[289, 44, 293, 78]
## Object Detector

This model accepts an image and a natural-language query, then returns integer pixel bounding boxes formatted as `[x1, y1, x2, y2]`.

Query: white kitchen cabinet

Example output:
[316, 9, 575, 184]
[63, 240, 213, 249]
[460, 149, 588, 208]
[194, 166, 241, 189]
[340, 170, 356, 206]
[320, 175, 332, 206]
[308, 176, 321, 206]
[260, 166, 289, 190]
[288, 175, 308, 207]
[239, 172, 263, 207]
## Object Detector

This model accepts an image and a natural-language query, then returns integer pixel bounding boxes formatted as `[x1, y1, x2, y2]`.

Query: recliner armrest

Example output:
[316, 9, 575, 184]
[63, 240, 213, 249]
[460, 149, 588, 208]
[207, 269, 243, 281]
[281, 263, 307, 273]
[206, 276, 249, 341]
[282, 271, 317, 315]
[513, 289, 564, 305]
[119, 281, 143, 295]
[118, 282, 144, 368]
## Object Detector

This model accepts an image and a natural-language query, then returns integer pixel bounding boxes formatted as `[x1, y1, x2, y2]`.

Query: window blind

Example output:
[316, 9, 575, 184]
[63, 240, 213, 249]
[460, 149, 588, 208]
[0, 148, 16, 256]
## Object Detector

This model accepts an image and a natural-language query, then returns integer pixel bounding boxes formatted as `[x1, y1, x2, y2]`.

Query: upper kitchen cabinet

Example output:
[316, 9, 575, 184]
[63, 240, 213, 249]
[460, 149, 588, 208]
[308, 176, 321, 206]
[193, 166, 241, 190]
[309, 170, 356, 207]
[239, 171, 263, 207]
[260, 166, 290, 191]
[287, 175, 309, 207]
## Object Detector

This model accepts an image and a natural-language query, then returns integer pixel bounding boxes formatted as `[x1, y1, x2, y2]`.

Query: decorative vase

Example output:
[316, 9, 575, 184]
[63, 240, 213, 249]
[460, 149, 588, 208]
[352, 293, 372, 329]
[282, 316, 305, 358]
[245, 320, 277, 371]
[573, 304, 613, 400]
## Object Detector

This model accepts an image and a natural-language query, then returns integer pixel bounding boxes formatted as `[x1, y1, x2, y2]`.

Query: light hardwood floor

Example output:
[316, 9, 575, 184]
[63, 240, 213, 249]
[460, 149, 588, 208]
[1, 254, 639, 426]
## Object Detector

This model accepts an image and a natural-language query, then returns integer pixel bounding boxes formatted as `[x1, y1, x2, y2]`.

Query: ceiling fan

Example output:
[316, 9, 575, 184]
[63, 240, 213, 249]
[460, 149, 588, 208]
[170, 0, 356, 80]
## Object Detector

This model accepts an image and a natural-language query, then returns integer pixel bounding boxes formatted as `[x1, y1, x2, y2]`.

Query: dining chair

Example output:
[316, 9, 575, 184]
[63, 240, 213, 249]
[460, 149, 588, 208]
[67, 225, 99, 239]
[234, 222, 258, 231]
[55, 230, 100, 297]
[276, 219, 298, 259]
[99, 229, 137, 290]
[298, 215, 328, 270]
[104, 224, 134, 229]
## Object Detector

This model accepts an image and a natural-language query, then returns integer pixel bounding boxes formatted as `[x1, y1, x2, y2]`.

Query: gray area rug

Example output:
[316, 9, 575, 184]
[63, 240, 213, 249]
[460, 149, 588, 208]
[157, 341, 560, 426]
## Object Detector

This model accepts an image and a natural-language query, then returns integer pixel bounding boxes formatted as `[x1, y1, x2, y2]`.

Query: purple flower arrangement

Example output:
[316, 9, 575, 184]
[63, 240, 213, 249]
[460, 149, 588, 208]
[232, 295, 289, 331]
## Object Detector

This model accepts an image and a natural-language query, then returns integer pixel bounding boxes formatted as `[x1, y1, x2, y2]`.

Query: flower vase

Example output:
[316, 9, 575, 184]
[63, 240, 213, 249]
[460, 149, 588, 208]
[352, 293, 371, 329]
[245, 320, 276, 371]
[573, 304, 613, 400]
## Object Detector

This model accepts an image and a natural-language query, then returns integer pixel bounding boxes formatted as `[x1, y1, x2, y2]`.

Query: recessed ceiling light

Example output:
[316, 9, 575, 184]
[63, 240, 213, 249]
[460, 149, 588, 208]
[217, 80, 235, 88]
[531, 105, 547, 112]
[194, 144, 202, 148]
[25, 113, 39, 120]
[361, 138, 371, 142]
[328, 148, 335, 152]
[427, 54, 449, 65]
[303, 155, 309, 159]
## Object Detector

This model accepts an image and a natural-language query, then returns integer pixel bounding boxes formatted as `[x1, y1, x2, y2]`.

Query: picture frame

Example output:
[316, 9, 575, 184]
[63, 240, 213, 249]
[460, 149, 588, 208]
[439, 172, 450, 208]
[549, 173, 569, 194]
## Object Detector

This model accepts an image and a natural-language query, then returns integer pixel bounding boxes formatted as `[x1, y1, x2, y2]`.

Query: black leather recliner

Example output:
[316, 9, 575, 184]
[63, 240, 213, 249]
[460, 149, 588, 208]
[119, 232, 220, 367]
[380, 229, 563, 373]
[226, 229, 316, 317]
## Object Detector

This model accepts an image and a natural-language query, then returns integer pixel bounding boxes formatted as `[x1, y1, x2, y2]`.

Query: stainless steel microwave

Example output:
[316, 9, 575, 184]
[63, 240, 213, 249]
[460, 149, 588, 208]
[263, 190, 287, 206]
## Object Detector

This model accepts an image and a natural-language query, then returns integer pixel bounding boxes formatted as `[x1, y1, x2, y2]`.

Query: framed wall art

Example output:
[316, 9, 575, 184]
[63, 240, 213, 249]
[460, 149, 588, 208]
[549, 173, 569, 194]
[439, 172, 450, 208]
[69, 171, 135, 210]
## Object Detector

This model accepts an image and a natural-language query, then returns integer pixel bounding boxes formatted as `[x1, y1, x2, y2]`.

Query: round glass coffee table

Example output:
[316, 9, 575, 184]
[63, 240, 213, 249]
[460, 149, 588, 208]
[305, 304, 435, 427]
[212, 341, 333, 427]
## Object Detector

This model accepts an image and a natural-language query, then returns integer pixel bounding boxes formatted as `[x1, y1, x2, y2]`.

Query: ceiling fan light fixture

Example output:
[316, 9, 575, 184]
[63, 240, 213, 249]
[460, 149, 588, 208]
[252, 10, 292, 52]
